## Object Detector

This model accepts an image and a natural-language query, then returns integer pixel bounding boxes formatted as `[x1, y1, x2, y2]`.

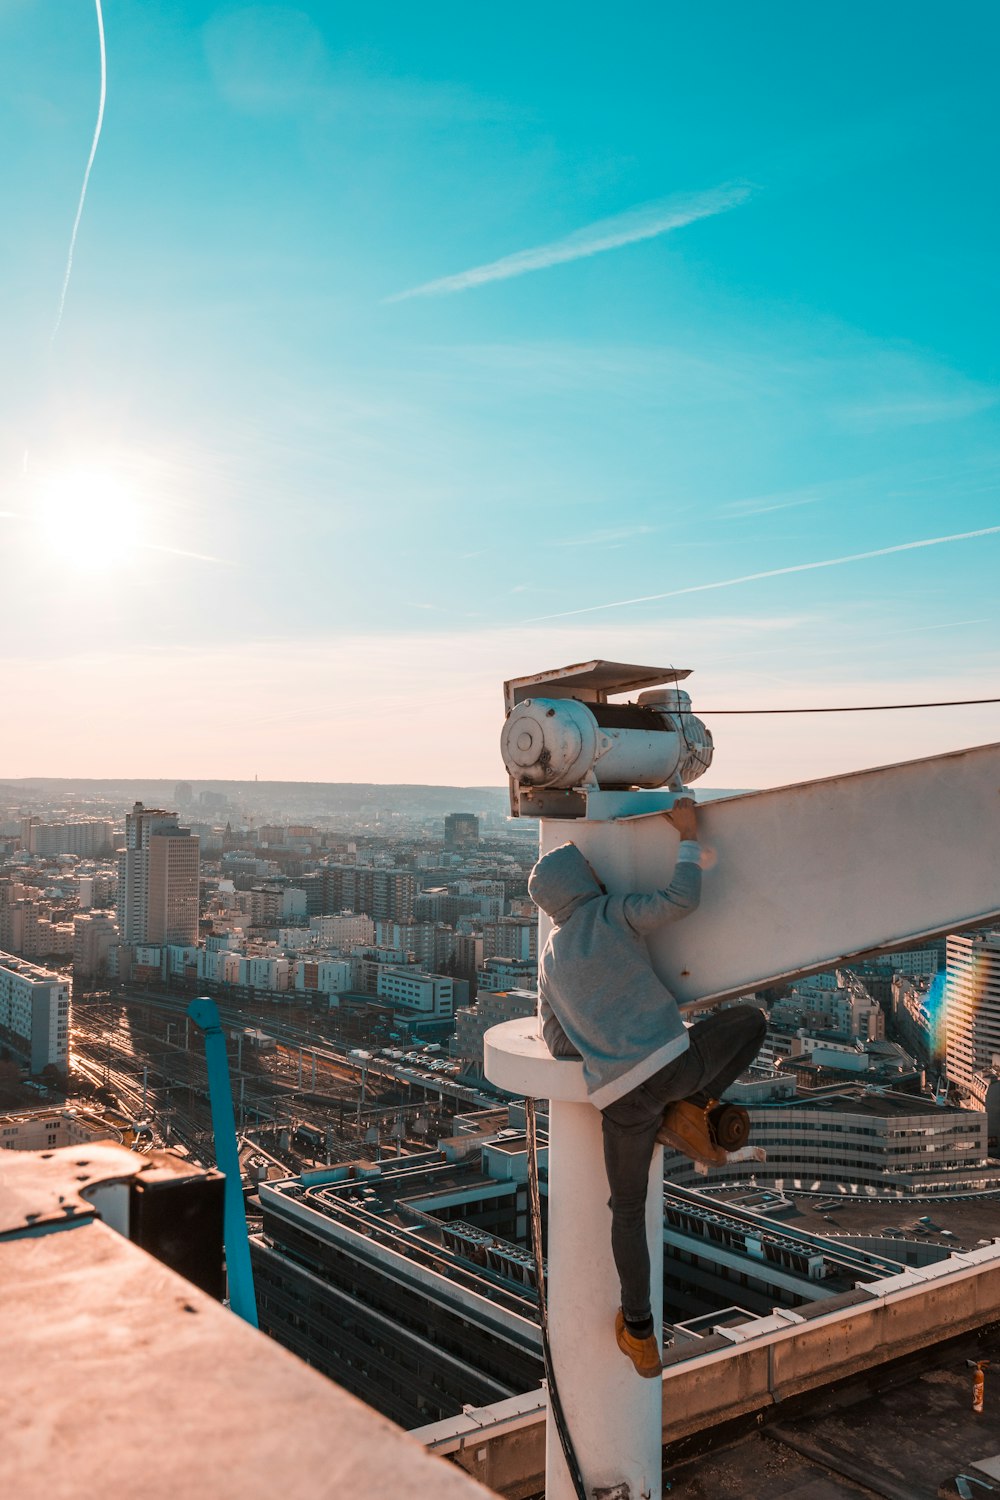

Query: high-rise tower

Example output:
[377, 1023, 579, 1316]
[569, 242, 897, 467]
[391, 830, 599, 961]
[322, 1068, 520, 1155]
[944, 929, 1000, 1092]
[117, 803, 200, 946]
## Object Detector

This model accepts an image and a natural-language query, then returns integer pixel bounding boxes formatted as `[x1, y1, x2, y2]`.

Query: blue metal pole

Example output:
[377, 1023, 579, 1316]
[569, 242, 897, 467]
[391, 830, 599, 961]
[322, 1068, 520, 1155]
[187, 997, 258, 1328]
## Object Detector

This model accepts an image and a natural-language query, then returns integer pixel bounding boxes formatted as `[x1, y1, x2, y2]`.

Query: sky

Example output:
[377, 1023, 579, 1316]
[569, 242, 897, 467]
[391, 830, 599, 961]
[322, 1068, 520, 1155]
[1, 1, 999, 788]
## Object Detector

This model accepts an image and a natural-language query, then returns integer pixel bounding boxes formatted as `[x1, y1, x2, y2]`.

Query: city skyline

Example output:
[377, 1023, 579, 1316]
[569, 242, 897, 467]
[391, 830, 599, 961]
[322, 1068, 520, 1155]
[1, 3, 998, 786]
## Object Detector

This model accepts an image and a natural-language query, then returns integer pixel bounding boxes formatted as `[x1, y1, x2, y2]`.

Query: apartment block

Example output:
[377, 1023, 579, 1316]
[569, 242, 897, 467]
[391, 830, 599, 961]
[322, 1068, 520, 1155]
[309, 912, 376, 950]
[323, 866, 417, 923]
[72, 912, 118, 979]
[20, 817, 114, 857]
[0, 951, 70, 1073]
[482, 918, 537, 964]
[453, 989, 538, 1074]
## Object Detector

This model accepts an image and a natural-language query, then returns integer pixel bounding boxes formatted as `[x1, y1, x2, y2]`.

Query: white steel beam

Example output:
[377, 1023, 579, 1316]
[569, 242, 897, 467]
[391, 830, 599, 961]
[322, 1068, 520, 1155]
[549, 739, 1000, 1006]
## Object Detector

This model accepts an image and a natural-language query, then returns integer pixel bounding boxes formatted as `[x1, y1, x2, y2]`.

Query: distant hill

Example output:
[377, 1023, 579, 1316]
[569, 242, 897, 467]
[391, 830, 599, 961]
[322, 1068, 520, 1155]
[0, 777, 748, 819]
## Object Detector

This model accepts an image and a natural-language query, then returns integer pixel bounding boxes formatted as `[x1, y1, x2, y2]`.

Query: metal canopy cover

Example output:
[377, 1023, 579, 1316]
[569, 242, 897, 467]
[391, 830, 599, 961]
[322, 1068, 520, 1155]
[504, 659, 690, 713]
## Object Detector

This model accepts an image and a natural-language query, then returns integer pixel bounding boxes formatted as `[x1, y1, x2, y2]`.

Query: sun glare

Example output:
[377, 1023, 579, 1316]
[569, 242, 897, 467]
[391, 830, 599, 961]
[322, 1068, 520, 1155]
[34, 467, 144, 569]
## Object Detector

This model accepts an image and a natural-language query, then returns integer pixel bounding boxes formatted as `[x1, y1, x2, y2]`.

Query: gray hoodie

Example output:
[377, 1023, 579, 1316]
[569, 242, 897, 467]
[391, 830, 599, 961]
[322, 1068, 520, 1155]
[528, 840, 702, 1109]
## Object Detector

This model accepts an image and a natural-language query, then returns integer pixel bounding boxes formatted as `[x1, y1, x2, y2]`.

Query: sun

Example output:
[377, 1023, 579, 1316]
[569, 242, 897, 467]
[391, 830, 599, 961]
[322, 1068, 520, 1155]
[33, 466, 144, 569]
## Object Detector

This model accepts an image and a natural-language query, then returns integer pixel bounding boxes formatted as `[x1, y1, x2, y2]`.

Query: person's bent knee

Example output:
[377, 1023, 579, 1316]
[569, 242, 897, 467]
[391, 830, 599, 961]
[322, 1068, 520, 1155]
[736, 1005, 767, 1039]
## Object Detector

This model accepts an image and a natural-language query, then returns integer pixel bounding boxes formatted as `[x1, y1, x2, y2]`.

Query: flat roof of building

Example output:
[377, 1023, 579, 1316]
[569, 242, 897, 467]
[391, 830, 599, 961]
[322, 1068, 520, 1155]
[711, 1183, 1000, 1252]
[0, 952, 65, 983]
[768, 1088, 967, 1119]
[662, 1335, 1000, 1499]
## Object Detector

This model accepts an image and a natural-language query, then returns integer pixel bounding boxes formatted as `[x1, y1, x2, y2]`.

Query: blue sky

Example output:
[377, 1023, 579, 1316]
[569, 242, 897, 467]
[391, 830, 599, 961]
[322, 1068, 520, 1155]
[1, 1, 998, 785]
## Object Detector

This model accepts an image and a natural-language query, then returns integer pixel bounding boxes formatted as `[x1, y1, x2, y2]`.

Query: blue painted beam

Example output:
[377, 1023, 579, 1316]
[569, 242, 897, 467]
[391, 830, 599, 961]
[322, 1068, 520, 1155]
[187, 998, 258, 1328]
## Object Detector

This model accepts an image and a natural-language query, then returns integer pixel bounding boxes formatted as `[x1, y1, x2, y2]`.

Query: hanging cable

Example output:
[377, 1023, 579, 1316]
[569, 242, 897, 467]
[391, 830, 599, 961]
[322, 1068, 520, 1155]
[697, 696, 1000, 715]
[525, 1097, 588, 1500]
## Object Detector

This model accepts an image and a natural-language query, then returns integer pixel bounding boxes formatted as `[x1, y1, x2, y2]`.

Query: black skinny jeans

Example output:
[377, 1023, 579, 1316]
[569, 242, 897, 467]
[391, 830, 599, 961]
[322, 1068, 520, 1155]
[601, 1005, 768, 1325]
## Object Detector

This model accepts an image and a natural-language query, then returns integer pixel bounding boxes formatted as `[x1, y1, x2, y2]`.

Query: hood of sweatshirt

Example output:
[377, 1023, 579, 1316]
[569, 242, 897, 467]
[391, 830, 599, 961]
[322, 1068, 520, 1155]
[528, 842, 603, 925]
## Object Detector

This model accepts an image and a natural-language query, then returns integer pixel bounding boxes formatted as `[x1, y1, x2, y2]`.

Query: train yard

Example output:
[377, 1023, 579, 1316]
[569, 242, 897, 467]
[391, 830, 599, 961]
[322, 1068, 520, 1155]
[69, 989, 497, 1181]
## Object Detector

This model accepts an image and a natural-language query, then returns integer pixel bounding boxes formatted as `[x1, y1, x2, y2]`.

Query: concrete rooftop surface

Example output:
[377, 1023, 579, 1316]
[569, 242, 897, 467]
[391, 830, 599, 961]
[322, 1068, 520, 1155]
[0, 1143, 494, 1500]
[662, 1337, 1000, 1499]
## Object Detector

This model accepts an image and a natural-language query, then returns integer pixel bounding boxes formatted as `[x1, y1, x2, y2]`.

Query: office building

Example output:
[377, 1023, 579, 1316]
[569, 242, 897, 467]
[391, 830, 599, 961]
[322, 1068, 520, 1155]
[117, 803, 200, 947]
[251, 1128, 913, 1431]
[945, 929, 1000, 1093]
[252, 1140, 544, 1428]
[294, 958, 353, 996]
[891, 971, 946, 1069]
[444, 813, 480, 848]
[662, 1084, 995, 1193]
[770, 971, 884, 1042]
[376, 968, 455, 1019]
[375, 921, 457, 971]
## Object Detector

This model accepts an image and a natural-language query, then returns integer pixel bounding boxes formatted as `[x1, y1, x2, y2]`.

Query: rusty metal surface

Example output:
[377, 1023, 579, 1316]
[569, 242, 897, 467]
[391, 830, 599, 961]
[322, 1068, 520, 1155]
[0, 1141, 214, 1238]
[543, 740, 1000, 1006]
[0, 1164, 496, 1500]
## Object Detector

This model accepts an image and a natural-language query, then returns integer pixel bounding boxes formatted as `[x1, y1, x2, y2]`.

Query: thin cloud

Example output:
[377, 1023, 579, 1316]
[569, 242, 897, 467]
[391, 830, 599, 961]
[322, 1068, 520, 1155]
[386, 181, 753, 302]
[553, 523, 659, 548]
[527, 525, 1000, 621]
[721, 489, 824, 519]
[142, 543, 228, 565]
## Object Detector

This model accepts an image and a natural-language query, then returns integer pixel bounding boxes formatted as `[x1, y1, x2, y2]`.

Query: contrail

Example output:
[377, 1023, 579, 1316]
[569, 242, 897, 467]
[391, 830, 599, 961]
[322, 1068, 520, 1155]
[52, 0, 107, 342]
[141, 544, 229, 565]
[386, 181, 752, 302]
[527, 525, 1000, 621]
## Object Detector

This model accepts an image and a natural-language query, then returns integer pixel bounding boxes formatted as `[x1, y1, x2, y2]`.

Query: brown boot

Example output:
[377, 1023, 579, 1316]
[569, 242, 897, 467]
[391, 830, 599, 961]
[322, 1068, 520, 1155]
[615, 1310, 662, 1379]
[656, 1100, 728, 1167]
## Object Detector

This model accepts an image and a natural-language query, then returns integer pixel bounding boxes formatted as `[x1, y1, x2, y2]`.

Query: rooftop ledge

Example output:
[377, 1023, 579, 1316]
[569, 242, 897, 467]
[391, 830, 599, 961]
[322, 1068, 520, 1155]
[0, 1143, 494, 1500]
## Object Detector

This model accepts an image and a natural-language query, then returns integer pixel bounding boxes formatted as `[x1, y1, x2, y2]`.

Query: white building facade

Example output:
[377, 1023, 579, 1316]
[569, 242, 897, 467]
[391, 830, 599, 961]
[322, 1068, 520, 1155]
[376, 968, 455, 1019]
[0, 951, 70, 1073]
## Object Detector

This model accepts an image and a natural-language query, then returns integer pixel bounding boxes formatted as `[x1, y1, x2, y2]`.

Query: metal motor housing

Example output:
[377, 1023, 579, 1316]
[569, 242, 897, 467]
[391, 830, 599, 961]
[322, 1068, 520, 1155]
[501, 691, 713, 791]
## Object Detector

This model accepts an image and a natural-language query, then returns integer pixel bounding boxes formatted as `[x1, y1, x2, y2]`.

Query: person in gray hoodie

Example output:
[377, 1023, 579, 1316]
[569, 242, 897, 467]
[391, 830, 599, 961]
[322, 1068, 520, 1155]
[527, 799, 766, 1378]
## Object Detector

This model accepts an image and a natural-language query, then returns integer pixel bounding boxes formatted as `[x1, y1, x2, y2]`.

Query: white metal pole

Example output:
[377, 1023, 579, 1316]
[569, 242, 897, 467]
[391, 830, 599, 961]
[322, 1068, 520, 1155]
[544, 1100, 664, 1500]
